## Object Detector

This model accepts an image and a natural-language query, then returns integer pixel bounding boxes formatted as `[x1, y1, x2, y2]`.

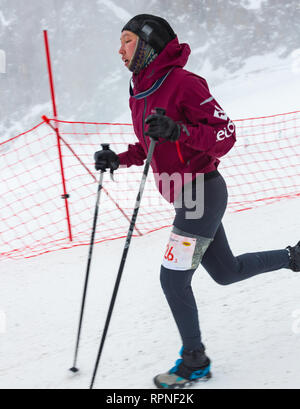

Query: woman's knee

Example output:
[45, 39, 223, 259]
[160, 265, 170, 294]
[160, 265, 193, 298]
[210, 274, 234, 286]
[160, 265, 180, 297]
[160, 265, 199, 313]
[202, 254, 241, 286]
[206, 266, 237, 286]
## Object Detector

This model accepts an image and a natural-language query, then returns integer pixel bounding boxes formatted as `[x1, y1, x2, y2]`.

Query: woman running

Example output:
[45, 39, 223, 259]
[94, 14, 300, 389]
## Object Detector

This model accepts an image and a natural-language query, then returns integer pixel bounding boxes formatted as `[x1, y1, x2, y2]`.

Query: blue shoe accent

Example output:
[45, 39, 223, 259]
[160, 383, 169, 389]
[190, 365, 211, 380]
[168, 347, 211, 381]
[169, 358, 183, 374]
[169, 346, 185, 374]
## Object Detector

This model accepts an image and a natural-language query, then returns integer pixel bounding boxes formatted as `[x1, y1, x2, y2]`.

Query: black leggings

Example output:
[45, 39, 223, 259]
[160, 171, 290, 351]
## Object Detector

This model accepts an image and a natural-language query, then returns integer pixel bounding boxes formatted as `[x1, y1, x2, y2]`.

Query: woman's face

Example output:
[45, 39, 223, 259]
[119, 31, 138, 69]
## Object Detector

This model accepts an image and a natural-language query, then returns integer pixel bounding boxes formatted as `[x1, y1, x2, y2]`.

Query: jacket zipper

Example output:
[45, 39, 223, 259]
[142, 97, 148, 150]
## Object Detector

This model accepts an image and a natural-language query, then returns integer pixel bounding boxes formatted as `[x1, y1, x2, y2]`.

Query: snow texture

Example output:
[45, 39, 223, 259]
[0, 196, 299, 389]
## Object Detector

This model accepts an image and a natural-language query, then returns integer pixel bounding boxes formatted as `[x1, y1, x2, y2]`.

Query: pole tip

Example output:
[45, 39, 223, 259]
[69, 367, 80, 373]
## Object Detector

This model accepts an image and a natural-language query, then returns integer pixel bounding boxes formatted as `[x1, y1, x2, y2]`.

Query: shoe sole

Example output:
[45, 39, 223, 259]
[153, 372, 212, 389]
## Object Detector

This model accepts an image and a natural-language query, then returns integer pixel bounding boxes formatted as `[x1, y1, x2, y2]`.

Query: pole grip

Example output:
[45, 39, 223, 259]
[155, 107, 166, 116]
[101, 143, 110, 150]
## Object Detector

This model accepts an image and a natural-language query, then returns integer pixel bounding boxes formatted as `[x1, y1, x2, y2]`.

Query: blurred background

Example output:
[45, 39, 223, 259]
[0, 0, 299, 138]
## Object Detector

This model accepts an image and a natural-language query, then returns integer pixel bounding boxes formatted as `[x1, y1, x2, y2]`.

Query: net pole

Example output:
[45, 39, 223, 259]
[43, 30, 73, 242]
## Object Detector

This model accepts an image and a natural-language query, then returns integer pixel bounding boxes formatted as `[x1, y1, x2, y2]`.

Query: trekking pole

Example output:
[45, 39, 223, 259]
[89, 108, 166, 389]
[70, 144, 110, 373]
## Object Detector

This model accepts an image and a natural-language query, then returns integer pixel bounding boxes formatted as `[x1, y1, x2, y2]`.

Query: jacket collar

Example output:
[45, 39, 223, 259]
[130, 68, 175, 99]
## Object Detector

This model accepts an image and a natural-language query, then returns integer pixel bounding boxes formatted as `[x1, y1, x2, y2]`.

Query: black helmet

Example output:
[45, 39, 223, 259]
[122, 14, 176, 54]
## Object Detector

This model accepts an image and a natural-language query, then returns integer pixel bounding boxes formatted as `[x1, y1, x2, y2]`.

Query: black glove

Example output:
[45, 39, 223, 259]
[145, 113, 181, 142]
[94, 144, 120, 172]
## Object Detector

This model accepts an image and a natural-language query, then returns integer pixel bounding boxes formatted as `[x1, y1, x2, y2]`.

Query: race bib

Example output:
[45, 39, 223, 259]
[162, 232, 197, 271]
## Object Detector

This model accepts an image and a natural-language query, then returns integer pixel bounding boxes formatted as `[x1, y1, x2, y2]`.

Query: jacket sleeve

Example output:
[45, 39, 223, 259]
[177, 74, 236, 158]
[118, 141, 147, 168]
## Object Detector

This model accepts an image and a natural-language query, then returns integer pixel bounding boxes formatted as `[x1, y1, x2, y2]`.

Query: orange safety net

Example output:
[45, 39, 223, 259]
[0, 111, 299, 260]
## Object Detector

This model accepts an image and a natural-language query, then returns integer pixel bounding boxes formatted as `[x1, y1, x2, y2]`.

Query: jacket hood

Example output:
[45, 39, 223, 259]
[132, 37, 191, 93]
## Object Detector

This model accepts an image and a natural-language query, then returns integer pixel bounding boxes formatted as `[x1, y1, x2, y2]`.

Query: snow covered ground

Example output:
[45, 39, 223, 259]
[0, 196, 299, 389]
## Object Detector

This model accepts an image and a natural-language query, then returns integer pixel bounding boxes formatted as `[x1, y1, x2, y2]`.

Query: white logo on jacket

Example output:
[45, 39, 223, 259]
[216, 120, 236, 142]
[214, 105, 228, 121]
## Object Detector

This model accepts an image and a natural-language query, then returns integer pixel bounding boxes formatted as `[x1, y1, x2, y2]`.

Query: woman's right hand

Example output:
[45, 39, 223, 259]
[94, 146, 120, 172]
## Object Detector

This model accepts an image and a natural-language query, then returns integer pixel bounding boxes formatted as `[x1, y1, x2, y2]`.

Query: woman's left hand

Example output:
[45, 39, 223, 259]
[145, 113, 180, 142]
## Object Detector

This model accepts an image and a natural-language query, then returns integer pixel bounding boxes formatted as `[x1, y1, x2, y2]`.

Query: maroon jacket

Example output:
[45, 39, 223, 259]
[118, 37, 236, 202]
